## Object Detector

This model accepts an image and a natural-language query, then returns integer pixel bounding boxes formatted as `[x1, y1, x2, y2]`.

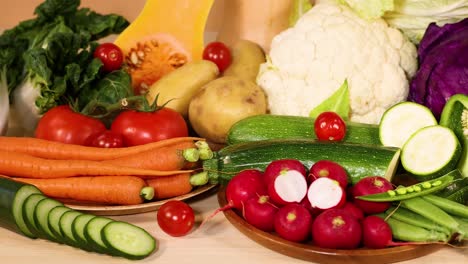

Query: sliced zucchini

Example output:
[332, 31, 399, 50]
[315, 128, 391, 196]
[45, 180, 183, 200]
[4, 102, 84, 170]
[102, 221, 157, 260]
[72, 214, 96, 251]
[33, 198, 64, 241]
[22, 193, 47, 237]
[84, 216, 113, 253]
[59, 210, 83, 247]
[379, 102, 437, 148]
[47, 206, 72, 243]
[401, 125, 462, 179]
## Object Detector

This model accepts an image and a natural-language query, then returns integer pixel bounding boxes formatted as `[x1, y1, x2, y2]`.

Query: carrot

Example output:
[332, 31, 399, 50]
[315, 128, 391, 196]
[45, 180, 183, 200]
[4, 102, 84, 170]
[103, 141, 197, 170]
[0, 150, 194, 179]
[146, 173, 193, 200]
[0, 136, 203, 161]
[11, 176, 149, 205]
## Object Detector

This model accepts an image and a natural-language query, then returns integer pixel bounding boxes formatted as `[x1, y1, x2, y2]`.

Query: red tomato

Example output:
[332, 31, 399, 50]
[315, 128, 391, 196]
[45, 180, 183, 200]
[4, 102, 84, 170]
[86, 130, 125, 148]
[202, 41, 232, 72]
[314, 111, 347, 141]
[110, 108, 188, 146]
[35, 105, 107, 145]
[157, 200, 195, 237]
[93, 43, 124, 72]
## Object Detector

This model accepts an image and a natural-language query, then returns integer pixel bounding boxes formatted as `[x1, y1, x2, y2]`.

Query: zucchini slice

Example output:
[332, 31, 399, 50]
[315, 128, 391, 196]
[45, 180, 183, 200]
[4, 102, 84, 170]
[33, 198, 64, 241]
[401, 125, 462, 179]
[379, 102, 437, 148]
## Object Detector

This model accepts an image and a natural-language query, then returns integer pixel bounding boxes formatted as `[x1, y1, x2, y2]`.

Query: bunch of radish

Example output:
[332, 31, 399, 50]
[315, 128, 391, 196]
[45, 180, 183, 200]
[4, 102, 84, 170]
[223, 158, 414, 249]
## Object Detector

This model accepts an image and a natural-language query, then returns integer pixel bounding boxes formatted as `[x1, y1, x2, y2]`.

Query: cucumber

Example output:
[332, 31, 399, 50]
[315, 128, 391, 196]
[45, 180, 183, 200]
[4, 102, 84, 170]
[0, 178, 42, 238]
[84, 216, 113, 253]
[203, 139, 401, 184]
[401, 125, 462, 180]
[379, 102, 437, 148]
[102, 221, 157, 260]
[72, 214, 96, 251]
[226, 114, 381, 145]
[22, 193, 47, 237]
[33, 198, 64, 241]
[59, 210, 83, 247]
[47, 206, 72, 243]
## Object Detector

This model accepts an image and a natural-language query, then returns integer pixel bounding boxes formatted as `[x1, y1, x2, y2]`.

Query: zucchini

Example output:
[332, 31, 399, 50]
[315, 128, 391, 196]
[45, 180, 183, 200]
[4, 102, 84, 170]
[47, 206, 72, 243]
[0, 178, 41, 238]
[226, 114, 381, 145]
[379, 102, 437, 148]
[22, 193, 47, 237]
[34, 198, 64, 241]
[401, 125, 462, 180]
[446, 186, 468, 205]
[203, 139, 401, 185]
[436, 177, 468, 198]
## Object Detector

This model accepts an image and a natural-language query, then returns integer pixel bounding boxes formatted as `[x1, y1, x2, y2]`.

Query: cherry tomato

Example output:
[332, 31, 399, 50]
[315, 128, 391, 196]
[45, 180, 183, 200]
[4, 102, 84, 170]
[86, 130, 125, 148]
[157, 200, 195, 237]
[202, 41, 232, 72]
[93, 43, 124, 72]
[35, 105, 107, 145]
[314, 111, 347, 141]
[110, 108, 188, 146]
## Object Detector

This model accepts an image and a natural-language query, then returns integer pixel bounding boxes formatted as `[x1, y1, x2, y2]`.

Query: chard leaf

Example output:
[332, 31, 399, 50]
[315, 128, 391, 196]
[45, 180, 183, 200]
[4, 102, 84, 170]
[309, 79, 350, 120]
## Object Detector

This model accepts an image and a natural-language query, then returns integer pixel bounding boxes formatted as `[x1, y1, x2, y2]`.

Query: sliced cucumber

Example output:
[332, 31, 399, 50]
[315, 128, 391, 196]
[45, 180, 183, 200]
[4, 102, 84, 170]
[72, 214, 96, 251]
[379, 102, 437, 148]
[401, 125, 462, 179]
[22, 193, 47, 237]
[84, 216, 113, 253]
[33, 198, 64, 241]
[102, 221, 157, 260]
[47, 206, 72, 243]
[59, 210, 83, 247]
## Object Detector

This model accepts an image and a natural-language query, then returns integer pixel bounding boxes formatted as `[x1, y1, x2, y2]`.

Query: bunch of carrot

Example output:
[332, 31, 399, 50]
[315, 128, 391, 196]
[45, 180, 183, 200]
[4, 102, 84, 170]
[0, 136, 211, 205]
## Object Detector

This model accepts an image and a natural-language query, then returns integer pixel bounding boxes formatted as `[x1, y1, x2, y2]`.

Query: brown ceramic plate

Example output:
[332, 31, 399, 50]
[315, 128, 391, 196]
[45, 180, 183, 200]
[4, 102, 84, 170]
[217, 187, 444, 264]
[65, 184, 217, 216]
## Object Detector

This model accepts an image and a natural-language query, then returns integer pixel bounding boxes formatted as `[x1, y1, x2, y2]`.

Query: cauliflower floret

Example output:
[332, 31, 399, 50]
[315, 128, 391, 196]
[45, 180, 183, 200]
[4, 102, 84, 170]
[257, 0, 418, 124]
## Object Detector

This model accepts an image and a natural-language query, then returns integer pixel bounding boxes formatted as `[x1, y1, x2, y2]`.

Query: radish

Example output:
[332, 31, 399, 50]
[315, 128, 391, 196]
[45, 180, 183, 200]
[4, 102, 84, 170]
[264, 159, 307, 186]
[307, 177, 346, 210]
[312, 209, 362, 249]
[299, 196, 322, 217]
[352, 176, 394, 214]
[308, 160, 349, 188]
[268, 169, 308, 206]
[243, 194, 278, 232]
[342, 202, 364, 221]
[274, 203, 313, 243]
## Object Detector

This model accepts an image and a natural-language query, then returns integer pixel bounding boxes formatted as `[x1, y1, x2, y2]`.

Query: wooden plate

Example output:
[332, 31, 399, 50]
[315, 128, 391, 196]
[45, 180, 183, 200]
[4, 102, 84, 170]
[65, 184, 217, 216]
[217, 187, 444, 264]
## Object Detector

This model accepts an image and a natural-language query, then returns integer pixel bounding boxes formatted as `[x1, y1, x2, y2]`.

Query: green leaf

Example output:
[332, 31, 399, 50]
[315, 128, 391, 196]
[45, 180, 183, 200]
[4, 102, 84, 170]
[343, 0, 394, 19]
[288, 0, 313, 27]
[309, 79, 350, 120]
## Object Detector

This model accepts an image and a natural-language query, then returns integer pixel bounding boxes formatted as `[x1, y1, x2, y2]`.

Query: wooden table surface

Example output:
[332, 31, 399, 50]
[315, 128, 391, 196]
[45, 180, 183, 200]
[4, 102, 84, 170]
[2, 187, 467, 264]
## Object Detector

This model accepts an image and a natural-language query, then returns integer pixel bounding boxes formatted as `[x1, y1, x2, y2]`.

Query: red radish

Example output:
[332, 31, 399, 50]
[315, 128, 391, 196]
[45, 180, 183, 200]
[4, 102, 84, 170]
[307, 177, 346, 210]
[268, 169, 308, 206]
[243, 194, 278, 232]
[342, 202, 364, 221]
[299, 196, 322, 217]
[352, 176, 394, 214]
[312, 209, 362, 249]
[308, 160, 349, 189]
[264, 159, 307, 186]
[274, 204, 313, 243]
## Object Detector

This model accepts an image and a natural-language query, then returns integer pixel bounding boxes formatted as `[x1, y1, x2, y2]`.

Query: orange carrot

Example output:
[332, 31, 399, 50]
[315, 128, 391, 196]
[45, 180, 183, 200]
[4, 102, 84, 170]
[11, 176, 149, 205]
[146, 173, 193, 200]
[103, 141, 197, 170]
[0, 150, 194, 179]
[0, 136, 203, 161]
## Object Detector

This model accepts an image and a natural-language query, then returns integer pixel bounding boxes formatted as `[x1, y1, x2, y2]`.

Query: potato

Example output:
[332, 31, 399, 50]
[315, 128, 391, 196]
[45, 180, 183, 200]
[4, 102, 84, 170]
[146, 60, 219, 117]
[222, 39, 266, 82]
[188, 76, 267, 144]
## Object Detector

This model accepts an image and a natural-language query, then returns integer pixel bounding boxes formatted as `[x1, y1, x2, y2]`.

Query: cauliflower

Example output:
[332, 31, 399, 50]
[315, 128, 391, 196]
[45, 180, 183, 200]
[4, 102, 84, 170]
[256, 0, 418, 124]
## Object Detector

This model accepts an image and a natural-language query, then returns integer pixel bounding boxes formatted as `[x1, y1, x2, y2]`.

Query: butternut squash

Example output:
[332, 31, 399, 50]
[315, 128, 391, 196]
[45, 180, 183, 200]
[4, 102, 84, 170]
[114, 0, 215, 95]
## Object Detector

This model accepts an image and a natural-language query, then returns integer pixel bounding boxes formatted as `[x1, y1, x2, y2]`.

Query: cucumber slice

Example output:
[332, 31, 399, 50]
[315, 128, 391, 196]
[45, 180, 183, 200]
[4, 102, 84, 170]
[379, 102, 437, 148]
[59, 210, 83, 247]
[84, 217, 113, 253]
[72, 214, 96, 251]
[401, 125, 462, 179]
[22, 193, 47, 237]
[47, 206, 72, 243]
[33, 198, 63, 241]
[102, 221, 156, 260]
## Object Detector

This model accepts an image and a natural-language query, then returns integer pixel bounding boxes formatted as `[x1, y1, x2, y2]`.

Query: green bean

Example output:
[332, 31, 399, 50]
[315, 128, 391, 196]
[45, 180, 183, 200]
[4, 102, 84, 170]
[385, 206, 452, 236]
[421, 194, 468, 218]
[383, 216, 449, 242]
[401, 197, 460, 232]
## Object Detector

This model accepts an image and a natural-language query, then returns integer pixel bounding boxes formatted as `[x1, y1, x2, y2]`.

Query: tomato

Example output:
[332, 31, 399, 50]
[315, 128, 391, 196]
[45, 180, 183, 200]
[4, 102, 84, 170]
[35, 105, 107, 145]
[202, 41, 232, 72]
[93, 43, 124, 73]
[314, 111, 347, 141]
[86, 130, 125, 148]
[110, 108, 188, 146]
[157, 200, 195, 237]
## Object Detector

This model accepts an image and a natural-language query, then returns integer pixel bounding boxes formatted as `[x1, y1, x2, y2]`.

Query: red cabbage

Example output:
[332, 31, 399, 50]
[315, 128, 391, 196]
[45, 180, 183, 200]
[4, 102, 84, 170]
[408, 18, 468, 120]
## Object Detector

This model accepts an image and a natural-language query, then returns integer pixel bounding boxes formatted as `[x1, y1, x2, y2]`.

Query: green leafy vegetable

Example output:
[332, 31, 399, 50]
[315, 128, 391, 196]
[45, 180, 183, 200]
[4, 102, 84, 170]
[341, 0, 394, 19]
[309, 79, 350, 120]
[289, 0, 314, 27]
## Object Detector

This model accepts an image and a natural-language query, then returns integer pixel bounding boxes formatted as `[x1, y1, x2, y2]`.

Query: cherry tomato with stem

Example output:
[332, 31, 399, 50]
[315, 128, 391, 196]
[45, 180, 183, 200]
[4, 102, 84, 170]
[314, 111, 347, 141]
[86, 130, 125, 148]
[157, 200, 195, 237]
[93, 43, 124, 72]
[202, 41, 232, 72]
